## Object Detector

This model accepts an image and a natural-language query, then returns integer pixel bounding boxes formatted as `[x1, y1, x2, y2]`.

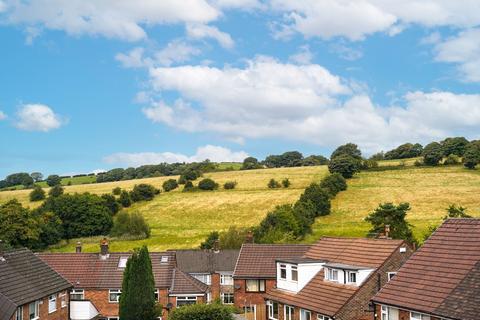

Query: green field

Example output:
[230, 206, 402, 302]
[1, 163, 479, 252]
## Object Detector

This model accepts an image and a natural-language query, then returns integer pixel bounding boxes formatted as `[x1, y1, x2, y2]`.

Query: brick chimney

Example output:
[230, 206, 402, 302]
[384, 224, 391, 239]
[75, 241, 82, 253]
[245, 230, 254, 244]
[100, 238, 109, 260]
[213, 240, 220, 253]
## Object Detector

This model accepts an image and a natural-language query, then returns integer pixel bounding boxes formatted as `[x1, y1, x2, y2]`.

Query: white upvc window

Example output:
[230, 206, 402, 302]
[291, 265, 298, 282]
[28, 301, 39, 320]
[284, 305, 295, 320]
[59, 291, 67, 308]
[70, 289, 85, 300]
[267, 300, 279, 320]
[246, 279, 265, 292]
[347, 271, 357, 284]
[410, 312, 430, 320]
[325, 268, 338, 282]
[192, 273, 211, 285]
[387, 272, 397, 281]
[220, 293, 234, 304]
[109, 289, 122, 303]
[220, 274, 233, 285]
[317, 315, 331, 320]
[300, 309, 311, 320]
[48, 294, 57, 313]
[16, 306, 23, 320]
[154, 289, 160, 301]
[176, 296, 197, 307]
[280, 264, 287, 279]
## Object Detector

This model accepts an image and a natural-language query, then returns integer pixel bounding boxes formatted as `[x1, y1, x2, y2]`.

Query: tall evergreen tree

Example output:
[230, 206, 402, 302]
[119, 246, 158, 320]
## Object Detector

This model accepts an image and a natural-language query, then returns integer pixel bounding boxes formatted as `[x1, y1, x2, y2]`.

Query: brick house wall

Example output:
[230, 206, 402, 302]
[234, 279, 275, 320]
[211, 273, 221, 300]
[374, 305, 442, 320]
[336, 245, 414, 320]
[11, 290, 69, 320]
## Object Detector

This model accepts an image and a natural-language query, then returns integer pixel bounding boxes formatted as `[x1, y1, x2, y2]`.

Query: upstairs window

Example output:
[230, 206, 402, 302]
[280, 264, 287, 279]
[284, 305, 295, 320]
[291, 265, 298, 281]
[220, 274, 233, 285]
[300, 309, 311, 320]
[48, 294, 57, 313]
[381, 306, 388, 320]
[410, 312, 430, 320]
[16, 307, 23, 320]
[109, 289, 121, 303]
[28, 301, 39, 320]
[246, 279, 265, 292]
[347, 272, 357, 284]
[325, 268, 338, 282]
[192, 273, 211, 285]
[70, 289, 85, 300]
[154, 289, 160, 301]
[267, 300, 279, 320]
[59, 291, 67, 308]
[317, 315, 331, 320]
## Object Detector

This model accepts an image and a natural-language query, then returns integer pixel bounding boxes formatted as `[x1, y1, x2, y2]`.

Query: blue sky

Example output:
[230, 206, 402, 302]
[0, 1, 479, 177]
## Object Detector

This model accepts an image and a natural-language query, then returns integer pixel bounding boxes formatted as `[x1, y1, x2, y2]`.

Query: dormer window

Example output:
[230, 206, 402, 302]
[280, 264, 287, 280]
[326, 268, 338, 282]
[347, 271, 357, 284]
[291, 265, 298, 281]
[118, 257, 128, 268]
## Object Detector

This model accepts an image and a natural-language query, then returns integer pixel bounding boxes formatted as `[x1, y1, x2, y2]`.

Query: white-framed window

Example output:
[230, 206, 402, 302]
[70, 289, 85, 300]
[387, 272, 397, 281]
[160, 255, 169, 264]
[381, 305, 388, 320]
[15, 306, 23, 320]
[220, 293, 234, 304]
[347, 271, 357, 284]
[280, 264, 287, 279]
[154, 289, 160, 301]
[59, 291, 67, 308]
[118, 257, 128, 268]
[220, 274, 234, 285]
[291, 265, 298, 281]
[246, 279, 265, 292]
[108, 318, 119, 320]
[48, 294, 57, 313]
[300, 309, 311, 320]
[317, 315, 331, 320]
[325, 268, 338, 282]
[192, 273, 211, 285]
[28, 301, 39, 320]
[176, 296, 197, 307]
[267, 300, 279, 320]
[109, 289, 121, 303]
[410, 312, 430, 320]
[284, 305, 295, 320]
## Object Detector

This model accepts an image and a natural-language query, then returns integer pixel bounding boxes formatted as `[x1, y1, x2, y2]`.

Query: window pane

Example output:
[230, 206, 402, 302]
[292, 269, 298, 281]
[259, 280, 265, 291]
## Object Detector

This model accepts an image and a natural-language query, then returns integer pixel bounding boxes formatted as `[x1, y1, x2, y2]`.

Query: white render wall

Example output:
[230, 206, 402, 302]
[70, 300, 99, 320]
[276, 262, 324, 292]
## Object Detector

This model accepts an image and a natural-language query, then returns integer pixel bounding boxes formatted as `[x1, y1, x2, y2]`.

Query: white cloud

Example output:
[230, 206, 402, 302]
[186, 23, 234, 49]
[141, 56, 480, 153]
[115, 47, 150, 68]
[329, 41, 363, 61]
[0, 110, 6, 120]
[15, 104, 64, 132]
[270, 0, 480, 41]
[154, 39, 202, 66]
[289, 45, 313, 65]
[434, 28, 480, 82]
[2, 0, 219, 41]
[211, 0, 264, 10]
[104, 145, 249, 167]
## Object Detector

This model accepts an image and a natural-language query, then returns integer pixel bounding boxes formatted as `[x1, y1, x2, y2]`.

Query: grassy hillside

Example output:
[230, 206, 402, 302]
[1, 163, 479, 252]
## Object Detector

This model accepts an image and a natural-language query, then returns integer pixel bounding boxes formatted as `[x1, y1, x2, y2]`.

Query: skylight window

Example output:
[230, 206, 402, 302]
[118, 257, 128, 268]
[160, 255, 169, 263]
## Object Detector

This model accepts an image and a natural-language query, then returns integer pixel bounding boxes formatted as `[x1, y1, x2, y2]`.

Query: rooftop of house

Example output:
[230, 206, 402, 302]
[173, 249, 240, 274]
[0, 248, 72, 320]
[372, 218, 480, 320]
[170, 268, 210, 294]
[233, 244, 311, 279]
[266, 237, 406, 317]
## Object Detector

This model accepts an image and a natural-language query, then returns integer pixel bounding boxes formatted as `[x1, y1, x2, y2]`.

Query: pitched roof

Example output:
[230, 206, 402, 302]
[266, 237, 405, 317]
[372, 219, 480, 320]
[174, 249, 240, 273]
[233, 244, 310, 279]
[0, 248, 72, 320]
[170, 268, 209, 294]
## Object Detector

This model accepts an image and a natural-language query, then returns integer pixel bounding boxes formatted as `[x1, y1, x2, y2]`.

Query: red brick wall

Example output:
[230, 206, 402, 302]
[12, 290, 69, 320]
[374, 305, 442, 320]
[211, 273, 221, 300]
[234, 279, 275, 319]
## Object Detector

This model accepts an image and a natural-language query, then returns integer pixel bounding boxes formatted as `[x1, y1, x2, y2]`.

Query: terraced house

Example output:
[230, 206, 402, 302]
[371, 218, 480, 320]
[38, 240, 208, 320]
[0, 248, 72, 320]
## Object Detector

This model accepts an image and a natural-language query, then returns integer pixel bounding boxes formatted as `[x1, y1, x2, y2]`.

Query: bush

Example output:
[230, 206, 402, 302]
[198, 178, 219, 191]
[118, 190, 132, 207]
[328, 154, 360, 178]
[268, 179, 281, 189]
[46, 174, 62, 187]
[463, 141, 480, 169]
[112, 187, 122, 195]
[200, 231, 219, 249]
[241, 157, 262, 170]
[101, 194, 121, 215]
[30, 185, 46, 202]
[183, 180, 195, 192]
[219, 226, 248, 249]
[361, 159, 378, 169]
[298, 183, 331, 216]
[256, 205, 302, 242]
[169, 303, 234, 320]
[223, 181, 237, 190]
[163, 179, 179, 192]
[330, 143, 362, 160]
[422, 142, 444, 166]
[320, 173, 347, 197]
[178, 175, 187, 185]
[281, 178, 291, 188]
[130, 184, 159, 202]
[182, 169, 200, 181]
[414, 159, 423, 167]
[48, 185, 64, 197]
[110, 211, 151, 239]
[444, 154, 460, 165]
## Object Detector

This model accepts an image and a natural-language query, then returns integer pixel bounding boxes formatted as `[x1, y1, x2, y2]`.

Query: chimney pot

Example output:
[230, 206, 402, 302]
[384, 225, 391, 239]
[245, 230, 254, 244]
[100, 238, 109, 259]
[75, 241, 82, 253]
[213, 240, 220, 253]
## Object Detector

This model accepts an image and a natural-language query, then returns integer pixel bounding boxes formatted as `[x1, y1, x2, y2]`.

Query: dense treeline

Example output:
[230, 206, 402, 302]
[241, 152, 329, 170]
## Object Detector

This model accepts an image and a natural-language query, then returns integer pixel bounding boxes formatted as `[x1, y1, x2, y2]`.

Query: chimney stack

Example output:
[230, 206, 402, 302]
[245, 230, 254, 244]
[384, 225, 391, 239]
[100, 238, 109, 259]
[213, 240, 220, 253]
[76, 241, 82, 253]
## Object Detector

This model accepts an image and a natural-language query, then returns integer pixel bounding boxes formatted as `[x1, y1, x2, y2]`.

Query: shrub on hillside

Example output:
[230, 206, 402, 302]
[118, 190, 132, 207]
[443, 154, 460, 165]
[46, 174, 62, 187]
[101, 194, 121, 215]
[361, 159, 378, 169]
[320, 173, 347, 197]
[48, 185, 64, 197]
[110, 211, 151, 239]
[112, 187, 122, 195]
[198, 178, 219, 191]
[30, 185, 46, 202]
[223, 181, 237, 190]
[169, 303, 234, 320]
[414, 159, 423, 167]
[330, 143, 362, 160]
[463, 141, 480, 169]
[200, 231, 220, 249]
[298, 183, 331, 216]
[441, 137, 469, 157]
[256, 205, 302, 243]
[328, 154, 360, 179]
[219, 226, 248, 249]
[281, 178, 291, 188]
[422, 142, 444, 166]
[163, 179, 179, 192]
[130, 184, 160, 202]
[183, 180, 195, 192]
[177, 175, 187, 185]
[241, 157, 262, 170]
[268, 179, 281, 189]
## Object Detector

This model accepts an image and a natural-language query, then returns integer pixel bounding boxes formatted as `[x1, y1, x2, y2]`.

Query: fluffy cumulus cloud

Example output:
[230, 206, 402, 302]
[434, 28, 480, 82]
[141, 57, 480, 153]
[186, 23, 235, 49]
[270, 0, 480, 40]
[15, 104, 64, 132]
[1, 0, 220, 41]
[104, 145, 249, 167]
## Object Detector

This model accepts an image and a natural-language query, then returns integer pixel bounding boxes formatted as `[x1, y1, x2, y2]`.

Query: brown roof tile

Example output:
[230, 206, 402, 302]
[170, 268, 209, 294]
[173, 249, 239, 273]
[233, 244, 310, 279]
[372, 219, 480, 319]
